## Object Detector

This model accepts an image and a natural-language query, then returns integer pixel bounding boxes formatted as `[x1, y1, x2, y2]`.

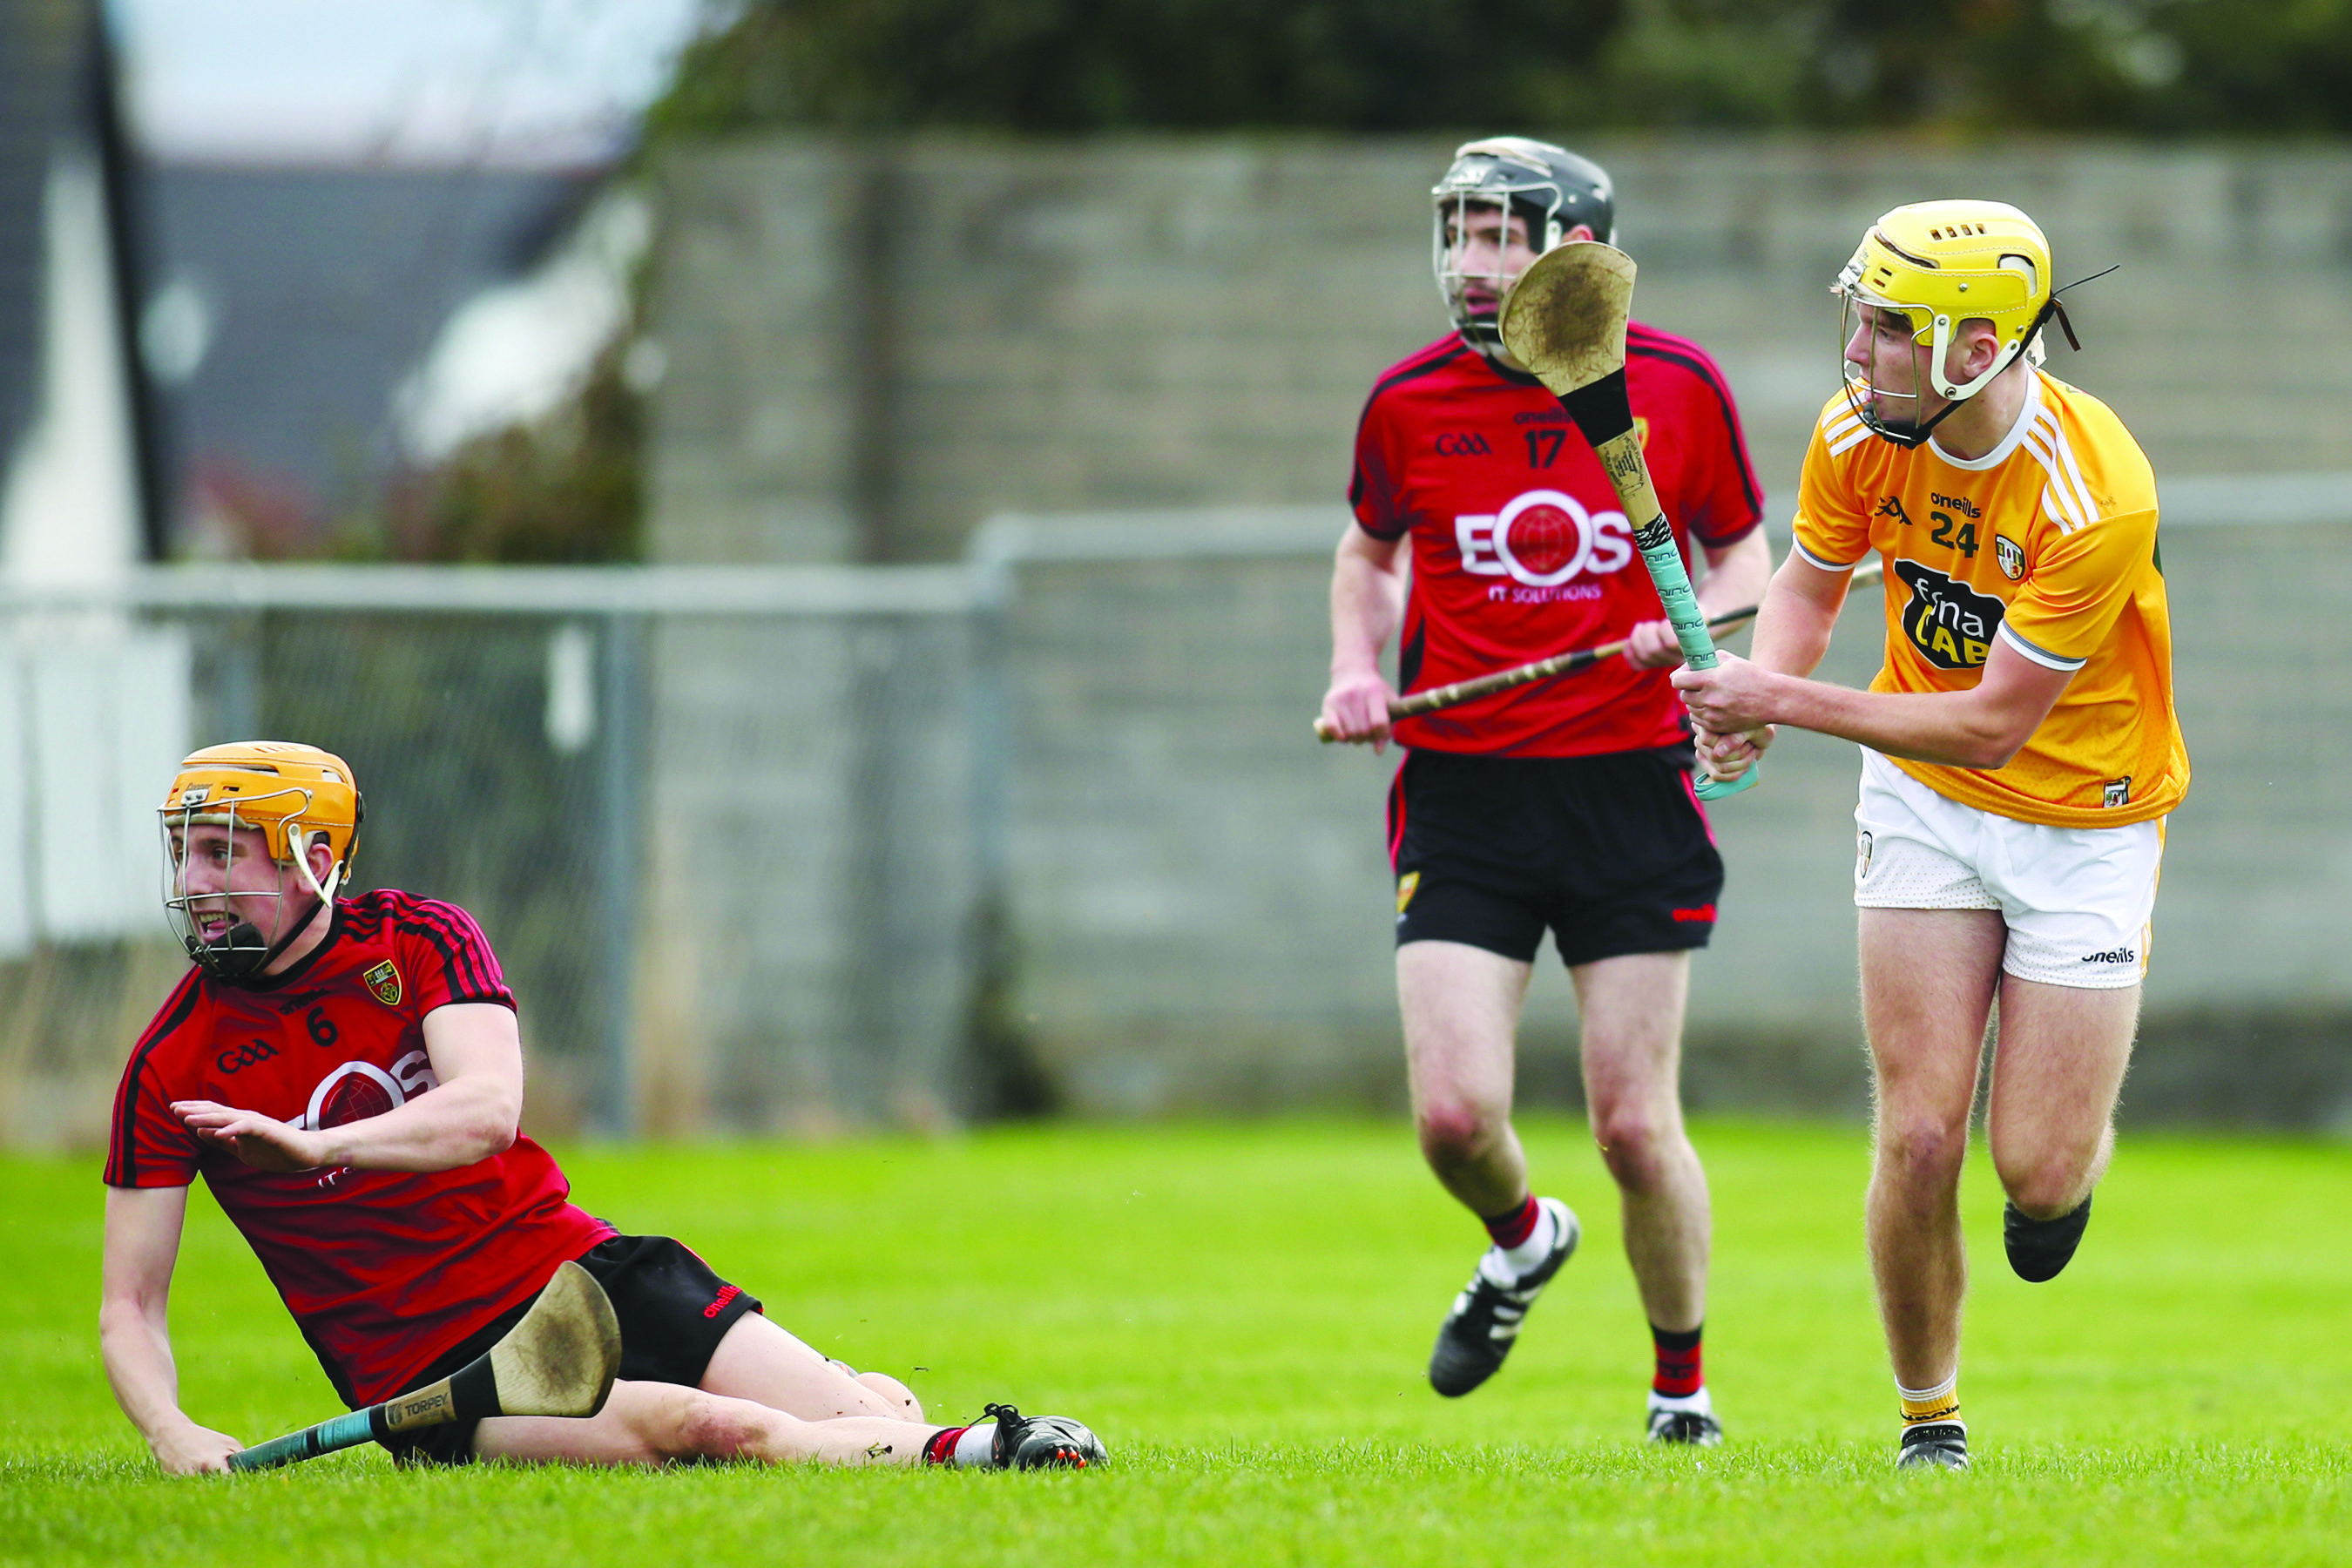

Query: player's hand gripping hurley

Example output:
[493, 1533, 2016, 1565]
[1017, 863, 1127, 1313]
[226, 1260, 622, 1471]
[1498, 242, 1761, 801]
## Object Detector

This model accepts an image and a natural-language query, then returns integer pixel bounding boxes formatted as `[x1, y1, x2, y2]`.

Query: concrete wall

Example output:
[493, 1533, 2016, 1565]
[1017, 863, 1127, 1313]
[646, 135, 2352, 571]
[633, 134, 2352, 1126]
[974, 509, 2352, 1129]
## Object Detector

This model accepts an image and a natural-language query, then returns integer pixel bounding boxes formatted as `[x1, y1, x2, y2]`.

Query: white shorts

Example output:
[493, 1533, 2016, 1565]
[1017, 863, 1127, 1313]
[1853, 749, 2163, 990]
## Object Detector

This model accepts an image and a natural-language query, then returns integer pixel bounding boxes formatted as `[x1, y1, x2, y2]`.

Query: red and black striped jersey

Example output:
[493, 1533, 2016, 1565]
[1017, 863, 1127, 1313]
[105, 889, 615, 1408]
[1349, 328, 1762, 756]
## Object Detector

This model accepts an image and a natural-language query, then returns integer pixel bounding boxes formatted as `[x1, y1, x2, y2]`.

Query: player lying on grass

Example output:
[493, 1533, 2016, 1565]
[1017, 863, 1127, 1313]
[102, 741, 1105, 1476]
[1671, 203, 2187, 1470]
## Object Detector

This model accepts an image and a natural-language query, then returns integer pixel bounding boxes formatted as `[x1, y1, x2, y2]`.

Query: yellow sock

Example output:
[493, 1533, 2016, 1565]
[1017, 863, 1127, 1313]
[1898, 1374, 1960, 1427]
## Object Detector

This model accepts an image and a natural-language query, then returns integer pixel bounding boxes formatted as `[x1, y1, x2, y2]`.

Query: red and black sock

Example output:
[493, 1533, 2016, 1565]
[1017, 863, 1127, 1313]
[1482, 1195, 1541, 1249]
[922, 1424, 968, 1465]
[1651, 1322, 1703, 1398]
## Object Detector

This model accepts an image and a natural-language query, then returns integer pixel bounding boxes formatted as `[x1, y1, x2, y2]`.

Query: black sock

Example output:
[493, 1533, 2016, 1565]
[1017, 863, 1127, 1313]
[2004, 1193, 2093, 1282]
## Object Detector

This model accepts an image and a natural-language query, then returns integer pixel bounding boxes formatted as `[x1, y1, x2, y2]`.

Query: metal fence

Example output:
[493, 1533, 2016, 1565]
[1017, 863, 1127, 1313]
[0, 566, 979, 1141]
[4, 474, 2351, 1144]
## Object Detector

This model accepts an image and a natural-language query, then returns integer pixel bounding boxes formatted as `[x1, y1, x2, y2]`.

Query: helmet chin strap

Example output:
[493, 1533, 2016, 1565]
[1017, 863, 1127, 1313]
[188, 834, 341, 986]
[189, 896, 321, 985]
[1857, 390, 1969, 450]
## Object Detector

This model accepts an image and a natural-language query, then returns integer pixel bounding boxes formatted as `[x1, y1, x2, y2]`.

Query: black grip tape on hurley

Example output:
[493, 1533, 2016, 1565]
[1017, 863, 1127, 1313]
[449, 1354, 504, 1422]
[1555, 367, 1635, 449]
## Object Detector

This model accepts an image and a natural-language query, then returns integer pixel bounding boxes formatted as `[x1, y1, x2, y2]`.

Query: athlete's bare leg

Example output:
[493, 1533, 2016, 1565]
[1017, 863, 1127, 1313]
[475, 1381, 936, 1467]
[1401, 940, 1535, 1216]
[1984, 977, 2139, 1219]
[1859, 908, 2004, 1389]
[700, 1311, 923, 1420]
[1572, 951, 1707, 1334]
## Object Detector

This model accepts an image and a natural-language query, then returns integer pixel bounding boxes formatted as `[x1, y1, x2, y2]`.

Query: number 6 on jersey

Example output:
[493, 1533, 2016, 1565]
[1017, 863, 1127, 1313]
[1499, 242, 1761, 801]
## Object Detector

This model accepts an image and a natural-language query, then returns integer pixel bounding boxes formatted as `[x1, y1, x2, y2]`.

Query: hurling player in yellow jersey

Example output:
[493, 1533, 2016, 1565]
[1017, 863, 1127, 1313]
[1671, 201, 2188, 1471]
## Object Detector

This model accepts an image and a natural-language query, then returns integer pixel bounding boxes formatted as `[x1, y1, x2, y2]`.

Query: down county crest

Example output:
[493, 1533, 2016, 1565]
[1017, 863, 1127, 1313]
[363, 960, 403, 1007]
[1995, 534, 2025, 581]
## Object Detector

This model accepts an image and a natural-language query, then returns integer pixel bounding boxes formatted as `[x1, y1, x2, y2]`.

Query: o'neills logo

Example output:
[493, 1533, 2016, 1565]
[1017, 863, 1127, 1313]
[1894, 560, 2005, 671]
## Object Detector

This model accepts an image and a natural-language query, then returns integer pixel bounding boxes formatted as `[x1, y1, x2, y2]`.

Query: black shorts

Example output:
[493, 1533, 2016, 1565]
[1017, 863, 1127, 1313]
[378, 1233, 763, 1467]
[1388, 746, 1725, 968]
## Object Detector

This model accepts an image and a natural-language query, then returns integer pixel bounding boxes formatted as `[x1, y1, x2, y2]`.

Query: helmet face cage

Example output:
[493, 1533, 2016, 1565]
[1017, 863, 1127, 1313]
[1835, 267, 1937, 448]
[160, 783, 343, 983]
[1431, 139, 1615, 354]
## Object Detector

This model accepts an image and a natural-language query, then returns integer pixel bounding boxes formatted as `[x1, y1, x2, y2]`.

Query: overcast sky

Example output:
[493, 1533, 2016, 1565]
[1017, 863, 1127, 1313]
[111, 0, 717, 166]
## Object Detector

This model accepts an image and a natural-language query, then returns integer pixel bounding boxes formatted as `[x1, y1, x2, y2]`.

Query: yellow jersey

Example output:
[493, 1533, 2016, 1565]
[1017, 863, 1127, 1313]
[1790, 371, 2189, 828]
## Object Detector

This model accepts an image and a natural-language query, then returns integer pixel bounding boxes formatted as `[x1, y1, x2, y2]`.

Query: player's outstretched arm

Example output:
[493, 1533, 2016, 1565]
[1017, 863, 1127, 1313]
[1320, 525, 1408, 749]
[173, 1003, 524, 1174]
[100, 1185, 243, 1474]
[1677, 636, 2072, 771]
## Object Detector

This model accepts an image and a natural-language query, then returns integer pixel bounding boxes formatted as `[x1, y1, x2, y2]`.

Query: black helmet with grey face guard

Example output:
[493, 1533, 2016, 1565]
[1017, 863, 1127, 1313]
[1432, 137, 1616, 356]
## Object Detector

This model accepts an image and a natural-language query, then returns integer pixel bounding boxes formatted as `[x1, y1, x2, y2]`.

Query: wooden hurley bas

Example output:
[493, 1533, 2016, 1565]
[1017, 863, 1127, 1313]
[228, 1260, 623, 1472]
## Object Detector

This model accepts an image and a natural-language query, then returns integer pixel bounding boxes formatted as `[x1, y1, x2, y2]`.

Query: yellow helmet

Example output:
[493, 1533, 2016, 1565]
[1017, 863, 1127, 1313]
[1835, 199, 2058, 444]
[159, 741, 365, 981]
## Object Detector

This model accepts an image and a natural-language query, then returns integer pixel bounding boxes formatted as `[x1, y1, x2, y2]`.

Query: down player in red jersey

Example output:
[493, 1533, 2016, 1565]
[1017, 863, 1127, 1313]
[1319, 139, 1770, 1443]
[102, 741, 1103, 1475]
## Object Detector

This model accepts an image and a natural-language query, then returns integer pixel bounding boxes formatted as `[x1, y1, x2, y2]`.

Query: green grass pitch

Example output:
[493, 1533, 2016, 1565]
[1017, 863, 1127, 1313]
[3, 1117, 2347, 1565]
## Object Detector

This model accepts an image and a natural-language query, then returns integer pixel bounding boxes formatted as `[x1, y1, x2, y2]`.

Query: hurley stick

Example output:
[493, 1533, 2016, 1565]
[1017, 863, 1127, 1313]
[228, 1260, 623, 1472]
[1501, 241, 1761, 800]
[1312, 559, 1878, 741]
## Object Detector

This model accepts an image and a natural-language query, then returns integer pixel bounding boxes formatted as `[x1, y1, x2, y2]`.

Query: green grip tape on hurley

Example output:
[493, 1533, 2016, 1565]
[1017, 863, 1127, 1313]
[229, 1407, 380, 1471]
[1632, 517, 1760, 801]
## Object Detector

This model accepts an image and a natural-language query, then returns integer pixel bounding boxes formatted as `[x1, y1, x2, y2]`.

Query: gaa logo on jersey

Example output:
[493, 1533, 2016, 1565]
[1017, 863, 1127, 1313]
[1893, 560, 2005, 671]
[1995, 535, 2025, 581]
[1455, 490, 1635, 588]
[362, 960, 402, 1007]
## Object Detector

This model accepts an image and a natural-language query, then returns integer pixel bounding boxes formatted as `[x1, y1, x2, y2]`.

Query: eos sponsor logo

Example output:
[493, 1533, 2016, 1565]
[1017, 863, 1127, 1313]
[1930, 490, 1981, 518]
[216, 1037, 279, 1075]
[2080, 947, 2138, 965]
[1456, 489, 1634, 588]
[296, 1049, 441, 1131]
[1894, 559, 2004, 670]
[1433, 431, 1492, 457]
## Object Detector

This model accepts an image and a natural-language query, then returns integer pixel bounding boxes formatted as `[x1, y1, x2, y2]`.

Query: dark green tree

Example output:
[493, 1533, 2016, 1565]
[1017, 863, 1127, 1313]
[646, 0, 2352, 136]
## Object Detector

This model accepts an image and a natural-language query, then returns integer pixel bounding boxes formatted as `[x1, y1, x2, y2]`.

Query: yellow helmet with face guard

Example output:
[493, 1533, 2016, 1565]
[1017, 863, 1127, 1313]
[1835, 200, 2058, 446]
[159, 741, 364, 982]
